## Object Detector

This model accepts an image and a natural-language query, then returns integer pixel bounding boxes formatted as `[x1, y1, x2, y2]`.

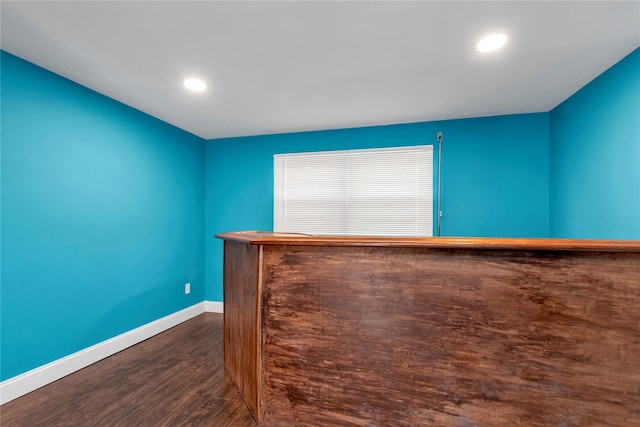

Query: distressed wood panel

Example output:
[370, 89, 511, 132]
[260, 246, 640, 426]
[223, 240, 261, 422]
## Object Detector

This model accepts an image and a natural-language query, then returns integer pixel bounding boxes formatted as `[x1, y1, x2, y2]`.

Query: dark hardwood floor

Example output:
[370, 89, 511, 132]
[0, 313, 257, 427]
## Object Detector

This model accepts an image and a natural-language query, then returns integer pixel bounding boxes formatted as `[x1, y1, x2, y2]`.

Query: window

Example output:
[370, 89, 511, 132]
[274, 145, 433, 236]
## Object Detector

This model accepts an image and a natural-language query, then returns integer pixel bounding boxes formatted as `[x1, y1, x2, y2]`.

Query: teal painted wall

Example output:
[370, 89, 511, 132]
[3, 44, 637, 382]
[549, 48, 640, 239]
[205, 113, 549, 301]
[1, 52, 205, 380]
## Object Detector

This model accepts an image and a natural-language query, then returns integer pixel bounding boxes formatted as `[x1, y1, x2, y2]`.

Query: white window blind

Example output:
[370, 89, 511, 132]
[274, 145, 433, 236]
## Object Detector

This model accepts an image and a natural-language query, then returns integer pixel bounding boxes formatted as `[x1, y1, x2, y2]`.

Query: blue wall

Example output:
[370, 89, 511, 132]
[205, 113, 549, 301]
[3, 45, 637, 382]
[549, 48, 640, 239]
[1, 52, 205, 380]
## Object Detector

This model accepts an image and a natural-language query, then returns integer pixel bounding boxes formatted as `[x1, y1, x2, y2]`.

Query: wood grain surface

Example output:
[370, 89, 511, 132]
[216, 231, 640, 252]
[223, 240, 261, 422]
[0, 314, 256, 427]
[259, 245, 640, 426]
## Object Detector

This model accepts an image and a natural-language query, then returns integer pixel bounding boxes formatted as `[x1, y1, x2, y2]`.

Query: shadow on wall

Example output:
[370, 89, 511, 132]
[81, 279, 194, 347]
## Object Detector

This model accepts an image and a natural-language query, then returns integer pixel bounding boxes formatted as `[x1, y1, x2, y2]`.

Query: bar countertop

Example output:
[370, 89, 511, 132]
[215, 231, 640, 252]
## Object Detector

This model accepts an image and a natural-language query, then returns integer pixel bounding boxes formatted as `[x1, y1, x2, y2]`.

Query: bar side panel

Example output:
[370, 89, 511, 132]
[223, 240, 260, 419]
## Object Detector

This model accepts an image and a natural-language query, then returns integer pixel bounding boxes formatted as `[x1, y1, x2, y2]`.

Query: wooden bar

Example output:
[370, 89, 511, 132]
[217, 232, 640, 426]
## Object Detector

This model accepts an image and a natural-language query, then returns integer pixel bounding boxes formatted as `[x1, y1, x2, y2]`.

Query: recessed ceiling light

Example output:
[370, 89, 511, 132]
[184, 78, 207, 92]
[476, 33, 507, 52]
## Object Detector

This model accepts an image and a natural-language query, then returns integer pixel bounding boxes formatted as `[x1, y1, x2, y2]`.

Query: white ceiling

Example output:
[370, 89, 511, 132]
[2, 1, 639, 140]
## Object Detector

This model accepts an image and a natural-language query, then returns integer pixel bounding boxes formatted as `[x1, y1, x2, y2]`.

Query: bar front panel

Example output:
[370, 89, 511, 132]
[259, 245, 640, 426]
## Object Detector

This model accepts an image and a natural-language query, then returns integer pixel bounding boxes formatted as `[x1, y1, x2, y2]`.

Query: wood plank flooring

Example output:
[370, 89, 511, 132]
[0, 313, 257, 427]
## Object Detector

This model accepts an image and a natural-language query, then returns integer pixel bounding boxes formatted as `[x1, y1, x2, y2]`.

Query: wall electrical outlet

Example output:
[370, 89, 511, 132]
[185, 283, 191, 294]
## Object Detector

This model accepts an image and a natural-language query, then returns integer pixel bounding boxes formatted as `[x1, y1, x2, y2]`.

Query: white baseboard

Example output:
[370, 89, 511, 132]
[0, 302, 206, 405]
[205, 300, 223, 313]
